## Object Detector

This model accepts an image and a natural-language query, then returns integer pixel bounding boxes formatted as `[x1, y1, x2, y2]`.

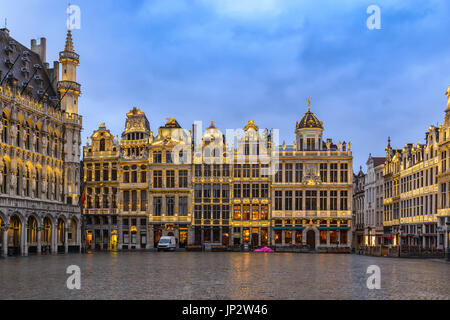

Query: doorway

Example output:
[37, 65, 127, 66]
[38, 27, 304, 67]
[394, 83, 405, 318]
[307, 230, 316, 249]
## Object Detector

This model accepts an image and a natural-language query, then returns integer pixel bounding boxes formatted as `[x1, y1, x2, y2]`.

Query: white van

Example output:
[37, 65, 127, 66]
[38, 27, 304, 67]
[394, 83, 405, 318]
[157, 236, 177, 251]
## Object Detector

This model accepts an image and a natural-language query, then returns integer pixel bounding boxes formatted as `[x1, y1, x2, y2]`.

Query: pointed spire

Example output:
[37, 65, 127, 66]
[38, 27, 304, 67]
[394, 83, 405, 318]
[64, 29, 75, 53]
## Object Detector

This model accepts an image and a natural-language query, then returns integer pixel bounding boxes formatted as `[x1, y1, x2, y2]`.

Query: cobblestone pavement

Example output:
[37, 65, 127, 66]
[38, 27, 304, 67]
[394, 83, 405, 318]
[0, 252, 449, 299]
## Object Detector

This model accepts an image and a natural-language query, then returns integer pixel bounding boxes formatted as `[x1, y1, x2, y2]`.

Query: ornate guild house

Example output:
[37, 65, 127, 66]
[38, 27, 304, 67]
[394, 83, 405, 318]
[83, 102, 353, 252]
[0, 28, 82, 256]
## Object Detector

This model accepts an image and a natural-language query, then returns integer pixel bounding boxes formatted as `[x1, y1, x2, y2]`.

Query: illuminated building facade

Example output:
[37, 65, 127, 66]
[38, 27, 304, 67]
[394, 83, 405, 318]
[352, 167, 365, 249]
[0, 28, 82, 257]
[437, 86, 450, 253]
[384, 128, 439, 248]
[271, 108, 353, 251]
[192, 121, 232, 247]
[363, 155, 385, 246]
[83, 104, 353, 251]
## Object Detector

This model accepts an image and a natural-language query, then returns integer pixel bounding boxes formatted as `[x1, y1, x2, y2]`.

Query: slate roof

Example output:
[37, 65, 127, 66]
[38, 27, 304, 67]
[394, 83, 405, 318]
[0, 28, 58, 106]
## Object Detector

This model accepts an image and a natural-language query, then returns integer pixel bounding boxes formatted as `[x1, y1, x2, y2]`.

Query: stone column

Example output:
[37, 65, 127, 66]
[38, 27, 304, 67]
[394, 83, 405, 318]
[107, 216, 111, 251]
[292, 230, 296, 244]
[337, 230, 341, 247]
[2, 225, 8, 257]
[22, 222, 28, 256]
[347, 230, 352, 247]
[37, 227, 41, 254]
[258, 228, 261, 247]
[64, 227, 69, 254]
[147, 225, 153, 248]
[281, 230, 285, 246]
[51, 222, 57, 254]
[327, 231, 330, 247]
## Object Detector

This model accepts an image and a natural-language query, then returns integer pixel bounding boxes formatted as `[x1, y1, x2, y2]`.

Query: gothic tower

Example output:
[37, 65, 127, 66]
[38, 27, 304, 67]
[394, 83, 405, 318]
[58, 29, 82, 205]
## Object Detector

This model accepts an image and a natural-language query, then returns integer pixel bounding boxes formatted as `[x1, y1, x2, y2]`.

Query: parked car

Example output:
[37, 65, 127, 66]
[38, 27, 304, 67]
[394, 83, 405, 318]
[157, 236, 177, 251]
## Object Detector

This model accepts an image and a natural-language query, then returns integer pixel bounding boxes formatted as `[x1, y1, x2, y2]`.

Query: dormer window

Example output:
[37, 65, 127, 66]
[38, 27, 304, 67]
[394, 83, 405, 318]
[99, 138, 105, 151]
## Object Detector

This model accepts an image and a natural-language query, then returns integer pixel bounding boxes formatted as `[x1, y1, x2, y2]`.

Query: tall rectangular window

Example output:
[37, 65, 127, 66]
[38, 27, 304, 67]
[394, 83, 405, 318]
[204, 165, 211, 177]
[166, 196, 175, 216]
[252, 184, 259, 198]
[285, 164, 293, 183]
[153, 151, 162, 163]
[295, 163, 303, 183]
[330, 164, 338, 183]
[320, 163, 327, 183]
[222, 164, 230, 177]
[330, 191, 338, 210]
[252, 165, 259, 178]
[243, 184, 250, 198]
[295, 191, 302, 210]
[306, 191, 317, 210]
[179, 170, 188, 188]
[194, 185, 202, 203]
[165, 151, 172, 163]
[234, 184, 241, 198]
[123, 191, 130, 211]
[153, 197, 162, 216]
[275, 191, 282, 210]
[243, 165, 250, 178]
[140, 190, 147, 211]
[153, 170, 162, 188]
[203, 184, 211, 202]
[166, 170, 175, 188]
[213, 165, 220, 177]
[285, 191, 293, 211]
[340, 191, 348, 210]
[222, 184, 230, 201]
[340, 163, 348, 182]
[179, 196, 188, 216]
[195, 164, 202, 177]
[320, 191, 327, 210]
[234, 164, 241, 178]
[261, 184, 268, 198]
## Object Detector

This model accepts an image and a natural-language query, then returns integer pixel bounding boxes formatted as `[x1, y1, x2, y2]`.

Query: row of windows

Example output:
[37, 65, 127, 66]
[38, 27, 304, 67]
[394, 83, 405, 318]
[194, 205, 230, 220]
[274, 163, 349, 183]
[399, 167, 437, 193]
[194, 184, 230, 202]
[232, 205, 269, 220]
[400, 194, 438, 217]
[1, 112, 62, 158]
[152, 196, 189, 216]
[86, 187, 118, 209]
[1, 160, 65, 202]
[232, 184, 269, 198]
[123, 190, 147, 212]
[274, 190, 349, 211]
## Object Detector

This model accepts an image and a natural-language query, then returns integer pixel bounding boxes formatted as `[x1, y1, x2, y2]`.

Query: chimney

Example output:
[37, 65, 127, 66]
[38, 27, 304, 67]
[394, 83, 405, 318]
[30, 37, 47, 63]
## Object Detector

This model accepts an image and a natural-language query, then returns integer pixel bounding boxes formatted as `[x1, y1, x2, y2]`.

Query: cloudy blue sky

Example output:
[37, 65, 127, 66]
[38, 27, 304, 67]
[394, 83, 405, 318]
[2, 0, 450, 170]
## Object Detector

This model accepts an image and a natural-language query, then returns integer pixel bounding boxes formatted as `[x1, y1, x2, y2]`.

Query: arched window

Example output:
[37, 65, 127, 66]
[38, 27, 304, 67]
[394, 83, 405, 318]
[16, 121, 22, 147]
[25, 166, 31, 197]
[25, 122, 31, 150]
[53, 133, 58, 158]
[2, 112, 9, 143]
[35, 168, 40, 198]
[1, 159, 8, 193]
[47, 172, 51, 199]
[99, 138, 105, 151]
[54, 174, 57, 200]
[35, 125, 40, 153]
[47, 133, 51, 155]
[16, 166, 21, 195]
